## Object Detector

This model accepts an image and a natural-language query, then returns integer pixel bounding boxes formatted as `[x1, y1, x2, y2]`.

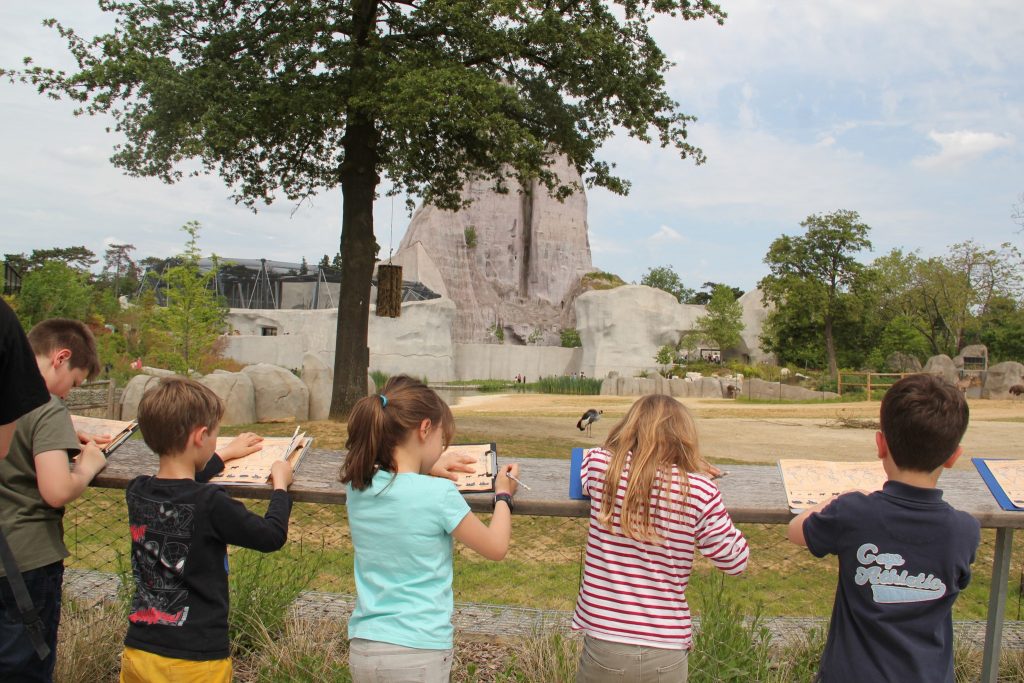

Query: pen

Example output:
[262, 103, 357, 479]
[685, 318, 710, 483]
[506, 473, 531, 491]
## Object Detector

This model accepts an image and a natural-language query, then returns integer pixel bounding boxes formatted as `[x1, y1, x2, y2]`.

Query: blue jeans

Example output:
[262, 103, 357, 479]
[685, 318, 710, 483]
[0, 561, 63, 683]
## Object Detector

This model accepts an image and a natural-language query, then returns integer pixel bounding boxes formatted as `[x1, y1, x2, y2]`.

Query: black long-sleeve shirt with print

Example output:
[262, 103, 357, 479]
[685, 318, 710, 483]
[123, 455, 292, 660]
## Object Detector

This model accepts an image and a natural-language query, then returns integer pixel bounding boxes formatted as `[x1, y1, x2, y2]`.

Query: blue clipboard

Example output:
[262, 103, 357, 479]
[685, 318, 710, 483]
[570, 447, 590, 500]
[972, 458, 1024, 511]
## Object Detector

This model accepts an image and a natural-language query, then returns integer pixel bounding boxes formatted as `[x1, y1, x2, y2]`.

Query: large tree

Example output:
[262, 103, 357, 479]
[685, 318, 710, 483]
[691, 283, 743, 351]
[759, 210, 872, 379]
[8, 0, 724, 416]
[640, 265, 695, 304]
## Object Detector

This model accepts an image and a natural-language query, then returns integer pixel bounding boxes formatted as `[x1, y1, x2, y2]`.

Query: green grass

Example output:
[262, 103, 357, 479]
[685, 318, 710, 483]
[65, 494, 1022, 621]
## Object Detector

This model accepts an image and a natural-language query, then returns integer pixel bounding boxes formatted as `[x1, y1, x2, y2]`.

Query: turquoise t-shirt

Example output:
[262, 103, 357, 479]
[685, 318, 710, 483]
[346, 470, 471, 649]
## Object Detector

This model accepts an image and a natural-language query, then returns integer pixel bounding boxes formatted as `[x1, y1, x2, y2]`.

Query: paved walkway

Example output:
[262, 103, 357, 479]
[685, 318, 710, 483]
[65, 569, 1024, 650]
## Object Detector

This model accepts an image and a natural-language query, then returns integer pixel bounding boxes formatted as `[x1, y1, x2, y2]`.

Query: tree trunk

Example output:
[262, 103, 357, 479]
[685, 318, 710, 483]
[824, 315, 838, 380]
[328, 0, 380, 420]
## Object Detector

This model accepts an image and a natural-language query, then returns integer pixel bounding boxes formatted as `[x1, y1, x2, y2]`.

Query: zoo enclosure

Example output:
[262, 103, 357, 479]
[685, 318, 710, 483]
[63, 443, 1023, 681]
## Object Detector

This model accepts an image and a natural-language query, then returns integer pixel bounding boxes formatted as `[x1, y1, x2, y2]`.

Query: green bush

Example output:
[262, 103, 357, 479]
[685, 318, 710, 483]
[560, 328, 582, 348]
[534, 375, 602, 395]
[689, 574, 774, 682]
[464, 226, 478, 248]
[369, 369, 390, 390]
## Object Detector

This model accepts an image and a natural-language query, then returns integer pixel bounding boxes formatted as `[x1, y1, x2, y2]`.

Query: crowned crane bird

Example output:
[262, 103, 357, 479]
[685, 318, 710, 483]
[577, 409, 603, 437]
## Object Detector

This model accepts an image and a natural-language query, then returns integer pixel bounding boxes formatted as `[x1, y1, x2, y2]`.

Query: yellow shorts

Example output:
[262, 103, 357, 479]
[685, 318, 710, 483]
[120, 646, 232, 683]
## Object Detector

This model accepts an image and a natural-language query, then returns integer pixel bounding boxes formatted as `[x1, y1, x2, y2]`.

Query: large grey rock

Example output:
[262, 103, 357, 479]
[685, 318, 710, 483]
[982, 361, 1024, 399]
[733, 289, 775, 364]
[120, 374, 164, 421]
[924, 355, 958, 385]
[396, 155, 593, 344]
[199, 372, 256, 425]
[698, 377, 724, 398]
[241, 363, 309, 423]
[954, 344, 989, 369]
[744, 378, 839, 401]
[301, 353, 333, 421]
[886, 352, 922, 373]
[140, 366, 175, 378]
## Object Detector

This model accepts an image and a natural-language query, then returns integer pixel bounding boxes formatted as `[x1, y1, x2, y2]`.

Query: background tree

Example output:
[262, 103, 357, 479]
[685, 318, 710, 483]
[5, 246, 97, 275]
[979, 296, 1024, 362]
[150, 222, 227, 374]
[759, 210, 872, 379]
[640, 265, 696, 304]
[693, 284, 744, 352]
[10, 0, 725, 416]
[689, 281, 743, 305]
[14, 261, 93, 327]
[102, 242, 139, 298]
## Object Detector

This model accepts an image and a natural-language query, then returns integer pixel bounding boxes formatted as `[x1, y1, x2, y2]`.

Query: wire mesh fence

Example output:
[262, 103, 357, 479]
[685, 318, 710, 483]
[56, 488, 1024, 682]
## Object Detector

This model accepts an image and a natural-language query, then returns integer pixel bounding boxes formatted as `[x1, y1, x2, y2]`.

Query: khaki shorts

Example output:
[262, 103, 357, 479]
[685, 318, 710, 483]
[576, 634, 688, 683]
[120, 646, 231, 683]
[349, 638, 454, 683]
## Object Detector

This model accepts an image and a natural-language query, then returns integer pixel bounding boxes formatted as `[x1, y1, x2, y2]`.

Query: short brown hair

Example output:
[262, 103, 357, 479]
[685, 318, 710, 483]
[137, 377, 224, 456]
[880, 374, 969, 473]
[27, 318, 100, 380]
[340, 375, 455, 490]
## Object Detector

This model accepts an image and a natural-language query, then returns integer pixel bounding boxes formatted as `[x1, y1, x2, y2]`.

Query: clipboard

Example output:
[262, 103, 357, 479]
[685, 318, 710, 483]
[70, 415, 139, 456]
[209, 429, 313, 486]
[444, 443, 498, 493]
[973, 458, 1024, 511]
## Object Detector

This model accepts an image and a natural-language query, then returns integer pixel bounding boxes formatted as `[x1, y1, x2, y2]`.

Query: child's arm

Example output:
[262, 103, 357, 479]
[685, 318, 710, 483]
[694, 485, 749, 575]
[787, 498, 835, 547]
[452, 464, 518, 561]
[209, 461, 293, 552]
[36, 442, 107, 507]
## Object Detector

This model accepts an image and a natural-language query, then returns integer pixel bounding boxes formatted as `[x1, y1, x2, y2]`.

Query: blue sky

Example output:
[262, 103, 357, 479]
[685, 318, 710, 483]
[1, 1, 1021, 292]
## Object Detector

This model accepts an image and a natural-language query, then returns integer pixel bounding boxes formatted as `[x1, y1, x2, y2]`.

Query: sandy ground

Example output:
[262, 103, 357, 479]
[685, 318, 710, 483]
[452, 393, 1024, 467]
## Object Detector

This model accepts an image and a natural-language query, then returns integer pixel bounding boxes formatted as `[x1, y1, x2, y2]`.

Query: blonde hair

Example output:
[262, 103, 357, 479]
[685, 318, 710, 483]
[137, 377, 224, 456]
[340, 375, 455, 491]
[597, 394, 708, 543]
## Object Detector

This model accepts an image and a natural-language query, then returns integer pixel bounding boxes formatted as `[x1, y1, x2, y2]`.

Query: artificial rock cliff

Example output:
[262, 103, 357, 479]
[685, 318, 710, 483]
[395, 156, 593, 344]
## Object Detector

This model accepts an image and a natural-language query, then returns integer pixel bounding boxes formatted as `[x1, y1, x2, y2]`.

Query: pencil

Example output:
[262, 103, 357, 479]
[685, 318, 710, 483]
[506, 473, 531, 491]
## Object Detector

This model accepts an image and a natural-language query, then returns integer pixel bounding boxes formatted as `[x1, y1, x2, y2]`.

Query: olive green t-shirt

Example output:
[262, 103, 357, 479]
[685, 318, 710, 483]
[0, 394, 82, 576]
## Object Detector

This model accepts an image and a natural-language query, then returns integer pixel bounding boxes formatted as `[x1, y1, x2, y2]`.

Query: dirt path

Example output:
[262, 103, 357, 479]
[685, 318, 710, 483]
[451, 394, 1024, 467]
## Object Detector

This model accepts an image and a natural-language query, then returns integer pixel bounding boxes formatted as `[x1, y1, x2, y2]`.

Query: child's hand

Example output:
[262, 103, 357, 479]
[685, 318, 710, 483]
[218, 432, 264, 462]
[77, 430, 112, 447]
[270, 460, 293, 490]
[75, 442, 108, 477]
[495, 464, 519, 496]
[429, 452, 477, 481]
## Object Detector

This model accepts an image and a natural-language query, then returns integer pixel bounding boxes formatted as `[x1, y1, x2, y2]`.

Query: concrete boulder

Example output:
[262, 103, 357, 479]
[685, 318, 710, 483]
[923, 355, 958, 385]
[954, 344, 988, 369]
[885, 352, 922, 373]
[120, 374, 164, 420]
[744, 378, 839, 401]
[241, 363, 309, 422]
[982, 361, 1024, 399]
[301, 353, 334, 421]
[199, 372, 256, 425]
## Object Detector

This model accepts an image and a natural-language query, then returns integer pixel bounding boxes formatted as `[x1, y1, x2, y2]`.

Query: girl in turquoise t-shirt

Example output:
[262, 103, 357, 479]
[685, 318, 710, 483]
[340, 375, 519, 683]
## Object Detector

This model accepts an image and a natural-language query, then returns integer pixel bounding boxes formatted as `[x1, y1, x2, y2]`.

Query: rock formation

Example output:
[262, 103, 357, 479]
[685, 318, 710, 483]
[241, 363, 310, 422]
[395, 155, 593, 343]
[200, 372, 257, 425]
[982, 361, 1024, 399]
[923, 354, 958, 385]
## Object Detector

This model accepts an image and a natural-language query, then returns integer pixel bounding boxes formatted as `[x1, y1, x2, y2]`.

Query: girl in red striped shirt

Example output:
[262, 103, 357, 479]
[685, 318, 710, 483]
[572, 394, 749, 682]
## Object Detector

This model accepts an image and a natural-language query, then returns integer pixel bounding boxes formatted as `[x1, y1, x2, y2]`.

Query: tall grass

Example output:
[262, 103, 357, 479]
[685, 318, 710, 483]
[689, 574, 774, 682]
[229, 547, 322, 654]
[55, 599, 126, 683]
[368, 369, 389, 390]
[534, 376, 602, 395]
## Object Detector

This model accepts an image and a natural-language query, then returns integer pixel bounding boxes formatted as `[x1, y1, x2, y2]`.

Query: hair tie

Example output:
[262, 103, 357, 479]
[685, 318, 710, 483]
[379, 394, 388, 408]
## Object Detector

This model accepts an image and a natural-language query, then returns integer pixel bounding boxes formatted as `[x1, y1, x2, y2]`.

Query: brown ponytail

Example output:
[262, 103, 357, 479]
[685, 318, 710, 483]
[340, 375, 455, 490]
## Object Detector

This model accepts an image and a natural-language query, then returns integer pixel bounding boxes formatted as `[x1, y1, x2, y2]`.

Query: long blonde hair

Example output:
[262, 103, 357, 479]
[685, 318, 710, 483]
[597, 394, 708, 543]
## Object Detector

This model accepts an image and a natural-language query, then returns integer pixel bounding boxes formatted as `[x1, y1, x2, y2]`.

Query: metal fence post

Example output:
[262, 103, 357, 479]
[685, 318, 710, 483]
[981, 527, 1013, 682]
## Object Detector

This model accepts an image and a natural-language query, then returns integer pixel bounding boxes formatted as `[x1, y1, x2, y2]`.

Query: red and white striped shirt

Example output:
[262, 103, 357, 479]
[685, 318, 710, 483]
[571, 448, 749, 649]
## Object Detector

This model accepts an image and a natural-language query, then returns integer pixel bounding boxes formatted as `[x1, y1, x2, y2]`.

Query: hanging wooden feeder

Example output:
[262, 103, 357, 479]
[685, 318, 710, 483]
[376, 264, 403, 317]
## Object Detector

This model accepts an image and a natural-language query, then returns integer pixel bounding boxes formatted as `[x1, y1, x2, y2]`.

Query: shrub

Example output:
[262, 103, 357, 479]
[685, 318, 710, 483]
[560, 328, 582, 348]
[534, 375, 602, 395]
[464, 226, 478, 248]
[689, 574, 774, 682]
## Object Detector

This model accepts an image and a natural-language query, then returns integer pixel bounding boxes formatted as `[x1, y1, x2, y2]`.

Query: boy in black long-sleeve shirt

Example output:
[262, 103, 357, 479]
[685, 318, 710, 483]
[120, 377, 293, 683]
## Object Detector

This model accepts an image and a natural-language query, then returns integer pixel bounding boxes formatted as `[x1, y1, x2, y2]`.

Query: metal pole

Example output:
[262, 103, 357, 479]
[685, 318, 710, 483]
[981, 527, 1013, 682]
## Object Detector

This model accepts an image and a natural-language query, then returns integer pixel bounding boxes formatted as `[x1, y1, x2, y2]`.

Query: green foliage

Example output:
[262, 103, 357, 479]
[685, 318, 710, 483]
[15, 260, 93, 327]
[694, 284, 745, 351]
[369, 370, 390, 391]
[490, 323, 505, 344]
[464, 226, 478, 249]
[534, 375, 602, 395]
[581, 271, 627, 291]
[149, 221, 227, 373]
[526, 328, 543, 345]
[6, 246, 97, 275]
[689, 574, 774, 682]
[640, 264, 695, 303]
[980, 296, 1024, 362]
[559, 328, 582, 348]
[228, 547, 321, 655]
[690, 281, 744, 305]
[760, 210, 872, 378]
[655, 344, 675, 366]
[100, 243, 139, 298]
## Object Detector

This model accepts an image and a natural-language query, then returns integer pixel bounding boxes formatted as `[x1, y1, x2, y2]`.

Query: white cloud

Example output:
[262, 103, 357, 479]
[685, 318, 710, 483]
[914, 130, 1015, 168]
[649, 225, 685, 243]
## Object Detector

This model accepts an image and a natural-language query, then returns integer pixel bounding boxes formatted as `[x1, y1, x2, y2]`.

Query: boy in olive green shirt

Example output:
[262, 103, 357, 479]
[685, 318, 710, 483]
[0, 318, 106, 682]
